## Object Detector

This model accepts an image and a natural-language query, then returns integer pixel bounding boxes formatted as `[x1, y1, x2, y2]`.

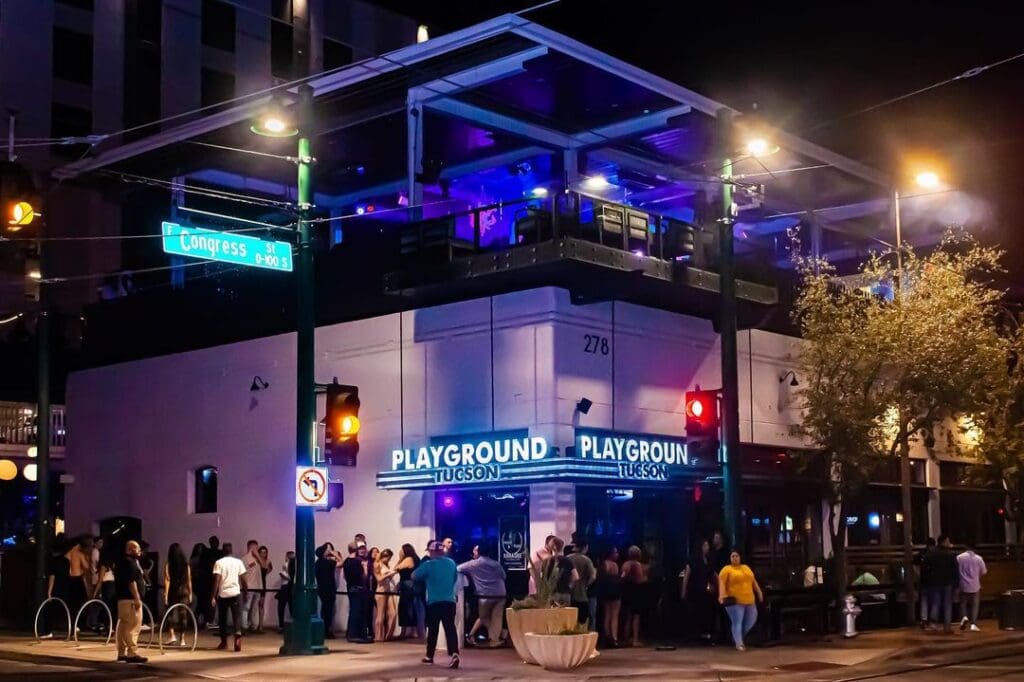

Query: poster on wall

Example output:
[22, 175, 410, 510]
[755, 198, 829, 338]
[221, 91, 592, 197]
[499, 515, 528, 570]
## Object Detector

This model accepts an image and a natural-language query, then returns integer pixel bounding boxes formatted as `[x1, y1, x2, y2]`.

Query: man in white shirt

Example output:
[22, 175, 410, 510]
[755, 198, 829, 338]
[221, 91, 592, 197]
[212, 543, 248, 652]
[240, 540, 262, 633]
[957, 543, 988, 632]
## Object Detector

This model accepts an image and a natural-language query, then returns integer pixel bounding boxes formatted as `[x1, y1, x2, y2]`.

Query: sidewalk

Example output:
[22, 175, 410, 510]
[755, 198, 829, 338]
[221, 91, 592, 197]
[1, 621, 1021, 680]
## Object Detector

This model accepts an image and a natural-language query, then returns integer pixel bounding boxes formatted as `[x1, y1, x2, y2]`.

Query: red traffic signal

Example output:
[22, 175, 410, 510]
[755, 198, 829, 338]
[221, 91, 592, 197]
[685, 389, 720, 439]
[325, 382, 360, 466]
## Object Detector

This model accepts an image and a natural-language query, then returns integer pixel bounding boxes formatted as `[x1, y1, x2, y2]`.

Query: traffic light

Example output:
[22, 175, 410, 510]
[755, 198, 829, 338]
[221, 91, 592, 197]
[1, 161, 39, 233]
[325, 382, 360, 466]
[684, 389, 720, 439]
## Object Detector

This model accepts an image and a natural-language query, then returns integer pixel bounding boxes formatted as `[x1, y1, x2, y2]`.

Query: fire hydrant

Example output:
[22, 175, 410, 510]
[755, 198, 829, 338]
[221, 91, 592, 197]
[842, 594, 862, 638]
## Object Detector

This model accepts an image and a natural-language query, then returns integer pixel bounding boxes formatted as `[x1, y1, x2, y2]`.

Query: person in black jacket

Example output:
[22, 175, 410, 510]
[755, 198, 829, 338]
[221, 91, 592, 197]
[914, 537, 936, 627]
[921, 535, 959, 633]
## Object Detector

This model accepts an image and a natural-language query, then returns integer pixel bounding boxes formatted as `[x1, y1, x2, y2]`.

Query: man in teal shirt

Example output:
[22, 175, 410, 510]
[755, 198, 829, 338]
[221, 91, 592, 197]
[413, 540, 460, 668]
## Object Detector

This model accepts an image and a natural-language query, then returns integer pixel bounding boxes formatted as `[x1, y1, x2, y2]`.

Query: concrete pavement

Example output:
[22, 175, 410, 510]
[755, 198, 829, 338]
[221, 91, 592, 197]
[0, 621, 1022, 680]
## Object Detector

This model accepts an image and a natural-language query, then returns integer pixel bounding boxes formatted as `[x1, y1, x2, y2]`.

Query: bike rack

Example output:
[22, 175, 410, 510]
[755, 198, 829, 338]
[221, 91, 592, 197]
[157, 603, 198, 654]
[34, 597, 72, 642]
[73, 599, 114, 646]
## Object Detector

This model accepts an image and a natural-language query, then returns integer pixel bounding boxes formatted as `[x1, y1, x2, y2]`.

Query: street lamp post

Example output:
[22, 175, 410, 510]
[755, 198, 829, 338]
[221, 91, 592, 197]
[717, 108, 743, 551]
[255, 84, 327, 656]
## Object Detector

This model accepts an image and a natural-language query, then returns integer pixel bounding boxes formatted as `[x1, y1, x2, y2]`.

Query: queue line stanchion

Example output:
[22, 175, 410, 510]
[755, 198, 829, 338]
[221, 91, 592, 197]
[158, 603, 198, 654]
[33, 597, 71, 642]
[73, 599, 114, 646]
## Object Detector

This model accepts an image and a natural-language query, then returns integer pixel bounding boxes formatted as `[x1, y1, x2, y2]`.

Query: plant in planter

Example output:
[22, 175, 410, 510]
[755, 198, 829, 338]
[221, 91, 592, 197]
[523, 620, 600, 671]
[505, 559, 578, 664]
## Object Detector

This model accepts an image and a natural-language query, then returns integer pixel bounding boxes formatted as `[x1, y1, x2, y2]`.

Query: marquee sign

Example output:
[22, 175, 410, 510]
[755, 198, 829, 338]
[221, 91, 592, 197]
[376, 428, 713, 490]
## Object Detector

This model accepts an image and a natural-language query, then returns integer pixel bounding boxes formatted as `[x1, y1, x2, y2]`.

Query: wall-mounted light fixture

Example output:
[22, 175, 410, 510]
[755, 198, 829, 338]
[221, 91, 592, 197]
[250, 376, 270, 392]
[779, 371, 799, 387]
[576, 398, 593, 415]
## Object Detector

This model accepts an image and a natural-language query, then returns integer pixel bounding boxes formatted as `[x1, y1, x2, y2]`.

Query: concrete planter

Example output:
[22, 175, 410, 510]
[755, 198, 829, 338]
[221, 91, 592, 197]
[523, 632, 600, 670]
[505, 606, 578, 664]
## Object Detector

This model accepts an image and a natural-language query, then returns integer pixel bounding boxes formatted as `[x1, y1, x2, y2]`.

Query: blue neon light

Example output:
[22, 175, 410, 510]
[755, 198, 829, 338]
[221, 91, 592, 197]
[868, 512, 881, 530]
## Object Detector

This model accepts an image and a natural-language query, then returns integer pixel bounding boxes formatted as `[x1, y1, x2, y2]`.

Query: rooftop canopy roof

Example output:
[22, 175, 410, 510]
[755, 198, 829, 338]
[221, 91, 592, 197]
[57, 13, 970, 266]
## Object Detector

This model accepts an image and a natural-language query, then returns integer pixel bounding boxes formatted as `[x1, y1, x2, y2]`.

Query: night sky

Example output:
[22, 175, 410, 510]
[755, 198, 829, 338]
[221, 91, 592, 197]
[380, 0, 1024, 275]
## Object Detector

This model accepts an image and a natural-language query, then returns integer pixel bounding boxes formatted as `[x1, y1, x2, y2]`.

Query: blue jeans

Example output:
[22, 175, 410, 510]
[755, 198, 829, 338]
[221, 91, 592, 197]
[725, 603, 757, 647]
[926, 586, 953, 628]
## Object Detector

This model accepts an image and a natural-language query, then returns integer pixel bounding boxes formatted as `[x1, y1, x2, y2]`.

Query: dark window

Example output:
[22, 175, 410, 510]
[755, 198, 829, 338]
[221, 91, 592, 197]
[201, 0, 235, 52]
[124, 48, 161, 135]
[939, 462, 998, 488]
[201, 69, 235, 108]
[194, 466, 218, 514]
[136, 0, 162, 44]
[940, 490, 1005, 545]
[323, 38, 353, 71]
[271, 0, 292, 21]
[270, 20, 293, 79]
[52, 27, 93, 84]
[57, 0, 94, 10]
[50, 103, 92, 158]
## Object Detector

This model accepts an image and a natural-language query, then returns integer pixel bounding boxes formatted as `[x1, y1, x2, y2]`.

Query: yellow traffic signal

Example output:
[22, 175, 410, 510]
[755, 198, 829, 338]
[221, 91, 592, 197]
[7, 200, 35, 229]
[338, 414, 360, 437]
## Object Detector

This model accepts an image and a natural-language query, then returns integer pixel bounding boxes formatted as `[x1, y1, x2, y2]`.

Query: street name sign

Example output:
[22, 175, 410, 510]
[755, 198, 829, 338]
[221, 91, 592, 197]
[161, 221, 293, 272]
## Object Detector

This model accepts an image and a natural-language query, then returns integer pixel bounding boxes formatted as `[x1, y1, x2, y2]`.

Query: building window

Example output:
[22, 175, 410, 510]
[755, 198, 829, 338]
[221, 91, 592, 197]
[201, 69, 235, 108]
[271, 0, 292, 21]
[323, 38, 353, 71]
[270, 20, 293, 79]
[201, 0, 235, 52]
[52, 27, 93, 85]
[57, 0, 95, 10]
[136, 0, 162, 44]
[124, 48, 161, 135]
[194, 466, 218, 514]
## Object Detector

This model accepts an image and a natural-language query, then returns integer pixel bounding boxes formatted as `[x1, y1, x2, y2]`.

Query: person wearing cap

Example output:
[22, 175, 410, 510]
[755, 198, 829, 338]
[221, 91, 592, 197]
[114, 540, 147, 663]
[412, 540, 460, 669]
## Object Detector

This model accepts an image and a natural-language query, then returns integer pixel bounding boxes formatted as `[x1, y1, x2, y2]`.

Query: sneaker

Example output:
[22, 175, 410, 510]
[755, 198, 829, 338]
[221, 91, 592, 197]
[216, 639, 228, 651]
[140, 624, 151, 632]
[960, 617, 969, 631]
[163, 638, 178, 646]
[421, 656, 434, 664]
[116, 655, 128, 662]
[970, 624, 981, 632]
[736, 644, 746, 652]
[126, 655, 148, 663]
[39, 633, 54, 640]
[448, 654, 460, 669]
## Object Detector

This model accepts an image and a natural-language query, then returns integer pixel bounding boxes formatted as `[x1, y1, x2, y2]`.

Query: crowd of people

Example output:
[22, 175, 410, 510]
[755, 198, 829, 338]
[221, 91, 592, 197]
[44, 527, 992, 664]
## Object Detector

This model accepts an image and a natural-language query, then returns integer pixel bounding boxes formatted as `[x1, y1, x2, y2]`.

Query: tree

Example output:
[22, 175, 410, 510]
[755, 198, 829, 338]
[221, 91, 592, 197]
[791, 250, 891, 619]
[964, 323, 1024, 547]
[792, 232, 1009, 623]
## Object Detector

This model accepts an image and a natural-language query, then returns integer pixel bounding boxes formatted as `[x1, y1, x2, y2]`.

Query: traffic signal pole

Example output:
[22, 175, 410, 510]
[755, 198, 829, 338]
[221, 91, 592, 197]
[281, 83, 326, 656]
[33, 280, 51, 608]
[717, 108, 744, 552]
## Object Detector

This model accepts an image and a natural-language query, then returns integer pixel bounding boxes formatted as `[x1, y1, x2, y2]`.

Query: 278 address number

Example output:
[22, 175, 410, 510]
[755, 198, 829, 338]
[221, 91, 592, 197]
[583, 334, 610, 355]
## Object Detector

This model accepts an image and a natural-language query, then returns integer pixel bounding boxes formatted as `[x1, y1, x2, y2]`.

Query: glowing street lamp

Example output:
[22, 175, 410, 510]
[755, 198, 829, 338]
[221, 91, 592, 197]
[915, 170, 940, 190]
[250, 98, 298, 138]
[744, 138, 779, 158]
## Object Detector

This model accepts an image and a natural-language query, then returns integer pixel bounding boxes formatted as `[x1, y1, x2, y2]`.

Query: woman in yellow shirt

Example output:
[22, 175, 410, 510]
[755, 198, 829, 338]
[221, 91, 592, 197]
[718, 550, 763, 651]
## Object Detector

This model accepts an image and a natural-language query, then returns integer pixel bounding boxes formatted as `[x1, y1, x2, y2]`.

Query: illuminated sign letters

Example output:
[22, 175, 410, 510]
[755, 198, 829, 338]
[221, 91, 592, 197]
[388, 433, 549, 485]
[575, 430, 690, 482]
[377, 428, 708, 490]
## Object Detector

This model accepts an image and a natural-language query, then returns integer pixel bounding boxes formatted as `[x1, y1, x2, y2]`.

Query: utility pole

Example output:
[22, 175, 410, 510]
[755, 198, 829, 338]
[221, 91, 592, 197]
[33, 279, 51, 608]
[280, 83, 326, 656]
[717, 108, 743, 551]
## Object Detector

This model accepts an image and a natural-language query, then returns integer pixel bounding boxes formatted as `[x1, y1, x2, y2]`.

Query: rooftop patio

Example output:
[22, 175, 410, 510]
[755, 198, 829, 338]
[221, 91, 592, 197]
[57, 13, 977, 345]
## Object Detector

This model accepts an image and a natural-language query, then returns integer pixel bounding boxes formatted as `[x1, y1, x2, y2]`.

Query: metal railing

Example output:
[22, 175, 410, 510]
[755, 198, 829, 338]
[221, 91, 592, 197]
[0, 401, 66, 448]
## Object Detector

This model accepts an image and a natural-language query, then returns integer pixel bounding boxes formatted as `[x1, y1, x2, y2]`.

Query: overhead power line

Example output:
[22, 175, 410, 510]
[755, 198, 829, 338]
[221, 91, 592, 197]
[810, 49, 1024, 132]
